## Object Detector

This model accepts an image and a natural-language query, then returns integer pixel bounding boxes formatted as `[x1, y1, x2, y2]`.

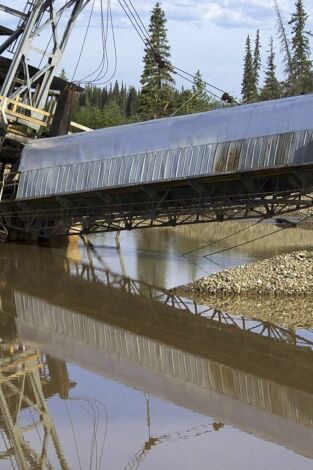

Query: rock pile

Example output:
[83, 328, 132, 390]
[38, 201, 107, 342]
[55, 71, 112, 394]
[175, 250, 313, 297]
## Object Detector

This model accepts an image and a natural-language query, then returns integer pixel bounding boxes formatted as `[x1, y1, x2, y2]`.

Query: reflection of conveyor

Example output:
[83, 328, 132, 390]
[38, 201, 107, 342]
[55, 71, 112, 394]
[0, 343, 74, 470]
[2, 246, 313, 459]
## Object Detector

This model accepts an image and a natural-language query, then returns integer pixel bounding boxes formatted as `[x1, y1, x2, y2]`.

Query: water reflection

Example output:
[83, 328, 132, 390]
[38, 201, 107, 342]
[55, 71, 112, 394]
[84, 221, 313, 288]
[0, 244, 313, 469]
[0, 342, 73, 469]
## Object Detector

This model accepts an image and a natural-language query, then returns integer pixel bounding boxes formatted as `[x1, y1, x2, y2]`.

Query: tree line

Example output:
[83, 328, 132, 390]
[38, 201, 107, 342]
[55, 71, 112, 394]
[242, 0, 313, 103]
[72, 0, 313, 129]
[72, 2, 219, 129]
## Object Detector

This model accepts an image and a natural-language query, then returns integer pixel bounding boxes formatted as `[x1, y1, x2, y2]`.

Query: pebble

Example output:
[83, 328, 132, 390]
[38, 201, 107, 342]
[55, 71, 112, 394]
[175, 250, 313, 298]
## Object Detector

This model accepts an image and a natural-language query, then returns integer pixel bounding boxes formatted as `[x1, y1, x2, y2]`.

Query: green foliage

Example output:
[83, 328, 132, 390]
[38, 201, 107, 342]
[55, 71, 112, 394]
[253, 30, 261, 96]
[241, 35, 256, 103]
[139, 2, 175, 119]
[288, 0, 313, 94]
[190, 70, 212, 112]
[260, 38, 281, 101]
[242, 0, 313, 102]
[73, 84, 141, 129]
[274, 0, 293, 78]
[73, 4, 220, 130]
[59, 68, 68, 81]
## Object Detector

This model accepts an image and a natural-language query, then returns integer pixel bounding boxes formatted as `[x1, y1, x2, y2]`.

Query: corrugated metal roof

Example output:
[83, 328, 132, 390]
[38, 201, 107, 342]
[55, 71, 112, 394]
[19, 93, 313, 172]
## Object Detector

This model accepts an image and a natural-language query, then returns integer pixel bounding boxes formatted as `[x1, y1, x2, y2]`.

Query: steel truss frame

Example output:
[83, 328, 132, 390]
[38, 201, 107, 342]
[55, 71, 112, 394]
[1, 165, 313, 241]
[0, 0, 91, 112]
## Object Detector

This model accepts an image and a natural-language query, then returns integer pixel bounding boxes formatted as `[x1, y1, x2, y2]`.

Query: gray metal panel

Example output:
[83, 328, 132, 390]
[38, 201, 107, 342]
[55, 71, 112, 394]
[16, 128, 313, 200]
[18, 94, 313, 173]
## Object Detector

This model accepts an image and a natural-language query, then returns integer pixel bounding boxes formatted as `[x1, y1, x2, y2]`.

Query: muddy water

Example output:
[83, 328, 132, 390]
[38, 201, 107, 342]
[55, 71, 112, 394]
[0, 223, 313, 469]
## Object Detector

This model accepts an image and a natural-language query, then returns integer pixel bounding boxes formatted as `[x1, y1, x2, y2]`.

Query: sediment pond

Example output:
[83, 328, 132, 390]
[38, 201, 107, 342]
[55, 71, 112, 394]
[0, 222, 313, 469]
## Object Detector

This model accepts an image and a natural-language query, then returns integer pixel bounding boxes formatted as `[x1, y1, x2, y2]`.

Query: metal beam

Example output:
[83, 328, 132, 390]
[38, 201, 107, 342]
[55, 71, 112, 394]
[0, 5, 27, 20]
[0, 0, 92, 126]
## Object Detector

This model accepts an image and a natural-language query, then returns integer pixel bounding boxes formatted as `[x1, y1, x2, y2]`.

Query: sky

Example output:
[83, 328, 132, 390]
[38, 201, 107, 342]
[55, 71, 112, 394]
[1, 0, 313, 99]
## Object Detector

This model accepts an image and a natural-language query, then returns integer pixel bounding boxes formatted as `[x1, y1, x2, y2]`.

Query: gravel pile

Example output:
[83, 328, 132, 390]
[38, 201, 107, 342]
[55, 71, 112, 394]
[175, 250, 313, 297]
[293, 207, 313, 229]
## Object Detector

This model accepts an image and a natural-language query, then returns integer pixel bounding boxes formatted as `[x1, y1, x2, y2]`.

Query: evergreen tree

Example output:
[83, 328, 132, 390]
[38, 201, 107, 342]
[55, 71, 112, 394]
[253, 30, 261, 98]
[59, 68, 67, 80]
[274, 0, 293, 79]
[126, 87, 138, 117]
[288, 0, 313, 94]
[241, 35, 256, 103]
[260, 38, 281, 101]
[139, 2, 175, 119]
[190, 70, 210, 112]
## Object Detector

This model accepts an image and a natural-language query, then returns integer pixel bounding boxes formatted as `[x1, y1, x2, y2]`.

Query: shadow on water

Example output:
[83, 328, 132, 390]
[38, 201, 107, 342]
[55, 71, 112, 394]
[1, 243, 313, 467]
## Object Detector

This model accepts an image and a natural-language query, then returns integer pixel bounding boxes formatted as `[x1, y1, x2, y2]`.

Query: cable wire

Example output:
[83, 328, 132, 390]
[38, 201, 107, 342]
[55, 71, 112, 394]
[117, 0, 236, 103]
[81, 0, 118, 85]
[76, 0, 110, 83]
[71, 0, 96, 81]
[203, 226, 287, 259]
[182, 218, 264, 257]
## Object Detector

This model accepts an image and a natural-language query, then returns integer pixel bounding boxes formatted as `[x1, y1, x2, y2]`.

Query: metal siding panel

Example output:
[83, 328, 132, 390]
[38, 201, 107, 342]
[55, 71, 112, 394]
[23, 171, 31, 198]
[185, 147, 194, 176]
[128, 155, 137, 183]
[152, 152, 161, 181]
[180, 148, 188, 177]
[239, 139, 249, 170]
[214, 142, 229, 173]
[205, 144, 215, 174]
[122, 157, 131, 185]
[17, 173, 26, 199]
[137, 154, 146, 183]
[226, 141, 240, 172]
[32, 170, 40, 197]
[100, 160, 109, 187]
[111, 159, 120, 186]
[145, 153, 155, 182]
[288, 132, 299, 165]
[176, 149, 185, 178]
[249, 138, 258, 169]
[192, 145, 203, 176]
[38, 169, 47, 196]
[163, 151, 172, 179]
[303, 130, 313, 163]
[263, 136, 273, 167]
[200, 145, 212, 174]
[94, 161, 102, 188]
[106, 159, 114, 186]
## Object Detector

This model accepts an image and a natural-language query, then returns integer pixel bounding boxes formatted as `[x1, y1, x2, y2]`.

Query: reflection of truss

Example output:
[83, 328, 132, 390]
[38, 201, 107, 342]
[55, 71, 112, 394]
[0, 344, 69, 469]
[67, 258, 313, 351]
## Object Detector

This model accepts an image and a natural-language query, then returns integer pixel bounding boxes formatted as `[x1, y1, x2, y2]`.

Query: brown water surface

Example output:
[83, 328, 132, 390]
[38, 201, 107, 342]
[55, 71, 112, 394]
[0, 223, 313, 469]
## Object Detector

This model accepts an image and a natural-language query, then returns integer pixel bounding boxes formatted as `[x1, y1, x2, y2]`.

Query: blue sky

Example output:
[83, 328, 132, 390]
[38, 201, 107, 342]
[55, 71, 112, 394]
[1, 1, 313, 98]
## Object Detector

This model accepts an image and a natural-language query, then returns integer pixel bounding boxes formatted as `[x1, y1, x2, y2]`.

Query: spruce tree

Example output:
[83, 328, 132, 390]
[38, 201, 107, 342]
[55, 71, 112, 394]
[59, 68, 68, 80]
[241, 35, 256, 103]
[253, 30, 261, 99]
[191, 70, 210, 113]
[126, 87, 138, 117]
[288, 0, 313, 94]
[274, 0, 293, 79]
[139, 2, 175, 119]
[260, 38, 281, 101]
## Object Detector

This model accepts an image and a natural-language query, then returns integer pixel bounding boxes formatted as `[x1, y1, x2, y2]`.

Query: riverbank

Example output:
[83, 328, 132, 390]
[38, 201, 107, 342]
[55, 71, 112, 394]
[174, 250, 313, 327]
[175, 250, 313, 297]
